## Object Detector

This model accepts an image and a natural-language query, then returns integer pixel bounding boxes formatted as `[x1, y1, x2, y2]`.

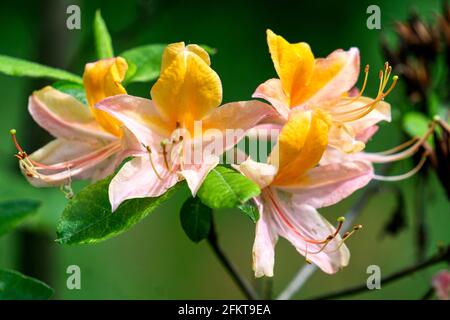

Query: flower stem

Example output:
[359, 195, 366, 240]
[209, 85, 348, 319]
[207, 218, 259, 300]
[310, 245, 450, 300]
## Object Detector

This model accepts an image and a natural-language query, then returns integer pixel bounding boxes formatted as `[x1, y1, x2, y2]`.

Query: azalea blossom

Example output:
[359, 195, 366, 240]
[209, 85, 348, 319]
[96, 42, 276, 211]
[10, 57, 139, 188]
[235, 109, 370, 277]
[254, 29, 434, 184]
[254, 29, 395, 154]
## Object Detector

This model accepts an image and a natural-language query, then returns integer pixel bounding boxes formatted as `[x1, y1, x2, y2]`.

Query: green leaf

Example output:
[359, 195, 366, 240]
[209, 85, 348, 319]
[56, 176, 181, 244]
[94, 10, 114, 59]
[0, 269, 53, 300]
[180, 197, 212, 243]
[199, 44, 217, 55]
[120, 44, 166, 83]
[52, 81, 87, 105]
[197, 165, 261, 209]
[0, 55, 82, 83]
[0, 200, 40, 236]
[402, 111, 432, 145]
[238, 200, 260, 223]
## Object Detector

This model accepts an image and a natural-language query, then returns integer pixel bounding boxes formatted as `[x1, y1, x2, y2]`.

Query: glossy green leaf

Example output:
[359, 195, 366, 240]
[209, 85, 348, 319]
[197, 165, 260, 209]
[238, 200, 260, 223]
[56, 176, 181, 244]
[52, 81, 87, 105]
[0, 200, 40, 236]
[0, 269, 53, 300]
[94, 10, 114, 59]
[0, 55, 82, 83]
[120, 44, 166, 83]
[180, 197, 212, 243]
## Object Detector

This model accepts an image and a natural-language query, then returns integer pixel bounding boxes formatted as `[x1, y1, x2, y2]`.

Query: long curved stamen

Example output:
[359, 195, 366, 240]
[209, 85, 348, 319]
[325, 225, 363, 253]
[144, 144, 163, 180]
[373, 151, 429, 182]
[373, 136, 419, 155]
[333, 75, 398, 123]
[333, 62, 398, 123]
[337, 64, 370, 106]
[361, 121, 436, 163]
[10, 129, 121, 181]
[266, 189, 344, 245]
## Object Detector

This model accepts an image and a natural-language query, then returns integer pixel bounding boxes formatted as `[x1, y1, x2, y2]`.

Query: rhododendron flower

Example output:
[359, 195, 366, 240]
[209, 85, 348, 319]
[235, 109, 371, 277]
[96, 42, 275, 211]
[254, 29, 396, 154]
[11, 57, 139, 187]
[255, 29, 433, 184]
[432, 270, 450, 300]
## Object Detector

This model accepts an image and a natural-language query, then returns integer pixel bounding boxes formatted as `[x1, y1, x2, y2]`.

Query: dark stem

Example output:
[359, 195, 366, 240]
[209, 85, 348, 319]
[420, 287, 435, 300]
[415, 173, 427, 262]
[310, 245, 450, 300]
[207, 219, 259, 300]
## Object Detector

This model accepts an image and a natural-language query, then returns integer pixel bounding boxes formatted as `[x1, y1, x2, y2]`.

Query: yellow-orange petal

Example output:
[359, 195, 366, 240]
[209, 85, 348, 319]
[266, 29, 314, 107]
[291, 48, 359, 106]
[83, 57, 128, 136]
[270, 108, 331, 186]
[151, 42, 222, 129]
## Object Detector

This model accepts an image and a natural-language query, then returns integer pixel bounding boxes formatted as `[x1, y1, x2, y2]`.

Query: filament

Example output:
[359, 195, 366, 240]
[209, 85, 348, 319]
[373, 151, 429, 182]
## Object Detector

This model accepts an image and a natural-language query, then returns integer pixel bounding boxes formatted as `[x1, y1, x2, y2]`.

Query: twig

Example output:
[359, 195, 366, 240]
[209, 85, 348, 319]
[276, 181, 382, 300]
[420, 286, 435, 300]
[310, 245, 450, 300]
[207, 218, 260, 300]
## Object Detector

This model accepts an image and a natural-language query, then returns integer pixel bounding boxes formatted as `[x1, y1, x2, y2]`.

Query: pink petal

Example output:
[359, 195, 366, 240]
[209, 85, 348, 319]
[95, 94, 171, 147]
[252, 196, 278, 278]
[235, 157, 277, 189]
[26, 139, 119, 187]
[179, 154, 220, 196]
[280, 160, 374, 208]
[432, 270, 450, 300]
[252, 79, 290, 120]
[265, 189, 350, 274]
[201, 100, 279, 156]
[305, 47, 360, 105]
[108, 156, 178, 211]
[356, 125, 379, 143]
[29, 86, 114, 142]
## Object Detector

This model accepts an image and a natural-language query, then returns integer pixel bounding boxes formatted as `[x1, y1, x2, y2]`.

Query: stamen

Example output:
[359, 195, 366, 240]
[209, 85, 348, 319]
[338, 64, 370, 106]
[325, 224, 363, 253]
[305, 217, 346, 255]
[373, 136, 419, 155]
[373, 151, 429, 182]
[333, 63, 398, 123]
[10, 129, 24, 154]
[160, 140, 170, 170]
[144, 144, 163, 180]
[362, 121, 435, 163]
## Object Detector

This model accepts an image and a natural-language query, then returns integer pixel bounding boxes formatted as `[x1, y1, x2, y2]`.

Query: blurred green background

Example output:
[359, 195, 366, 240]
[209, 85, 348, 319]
[0, 0, 448, 299]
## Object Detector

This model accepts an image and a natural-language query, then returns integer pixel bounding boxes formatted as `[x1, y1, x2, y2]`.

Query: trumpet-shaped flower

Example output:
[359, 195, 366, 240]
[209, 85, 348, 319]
[235, 109, 372, 277]
[96, 42, 276, 211]
[254, 29, 396, 154]
[254, 29, 432, 184]
[11, 57, 141, 187]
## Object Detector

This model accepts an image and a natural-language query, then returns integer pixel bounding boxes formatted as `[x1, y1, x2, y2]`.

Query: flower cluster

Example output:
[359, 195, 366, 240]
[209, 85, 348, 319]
[11, 30, 435, 277]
